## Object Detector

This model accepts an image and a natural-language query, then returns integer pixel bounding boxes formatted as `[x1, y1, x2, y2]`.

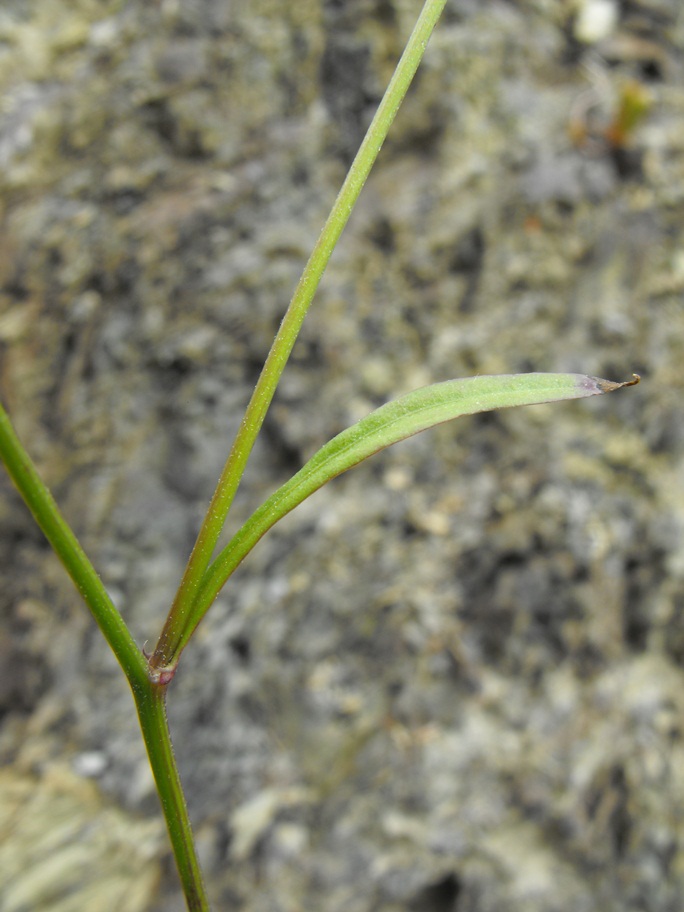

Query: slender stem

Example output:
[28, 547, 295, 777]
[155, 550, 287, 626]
[0, 401, 147, 687]
[151, 0, 448, 672]
[133, 680, 210, 911]
[0, 401, 209, 907]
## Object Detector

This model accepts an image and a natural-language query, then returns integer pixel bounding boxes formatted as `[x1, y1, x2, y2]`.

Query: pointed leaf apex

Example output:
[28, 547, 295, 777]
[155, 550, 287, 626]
[592, 373, 641, 393]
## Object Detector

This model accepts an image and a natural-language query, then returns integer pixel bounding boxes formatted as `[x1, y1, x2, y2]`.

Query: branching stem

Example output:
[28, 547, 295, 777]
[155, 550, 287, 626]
[151, 0, 449, 673]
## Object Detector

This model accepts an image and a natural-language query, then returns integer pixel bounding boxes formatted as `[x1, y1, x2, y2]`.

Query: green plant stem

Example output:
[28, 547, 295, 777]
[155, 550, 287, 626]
[0, 401, 147, 687]
[151, 0, 448, 674]
[0, 400, 210, 909]
[133, 681, 210, 912]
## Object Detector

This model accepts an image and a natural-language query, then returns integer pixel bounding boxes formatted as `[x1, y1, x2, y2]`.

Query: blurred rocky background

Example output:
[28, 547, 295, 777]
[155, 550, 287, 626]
[0, 0, 683, 909]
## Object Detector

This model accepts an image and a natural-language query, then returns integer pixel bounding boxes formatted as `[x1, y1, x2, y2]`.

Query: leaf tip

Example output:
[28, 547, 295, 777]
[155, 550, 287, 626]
[593, 373, 641, 393]
[578, 373, 641, 395]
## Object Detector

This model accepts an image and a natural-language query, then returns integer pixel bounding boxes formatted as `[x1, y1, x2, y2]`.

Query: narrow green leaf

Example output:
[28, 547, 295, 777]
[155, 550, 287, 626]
[172, 372, 638, 656]
[150, 0, 450, 673]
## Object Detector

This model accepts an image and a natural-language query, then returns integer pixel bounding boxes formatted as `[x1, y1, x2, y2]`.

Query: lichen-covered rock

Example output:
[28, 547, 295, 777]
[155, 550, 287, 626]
[0, 765, 162, 912]
[1, 1, 683, 910]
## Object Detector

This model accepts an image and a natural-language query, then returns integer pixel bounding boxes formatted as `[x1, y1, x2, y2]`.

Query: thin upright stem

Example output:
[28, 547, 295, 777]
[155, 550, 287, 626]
[152, 0, 448, 673]
[0, 401, 210, 908]
[0, 401, 147, 687]
[133, 681, 210, 911]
